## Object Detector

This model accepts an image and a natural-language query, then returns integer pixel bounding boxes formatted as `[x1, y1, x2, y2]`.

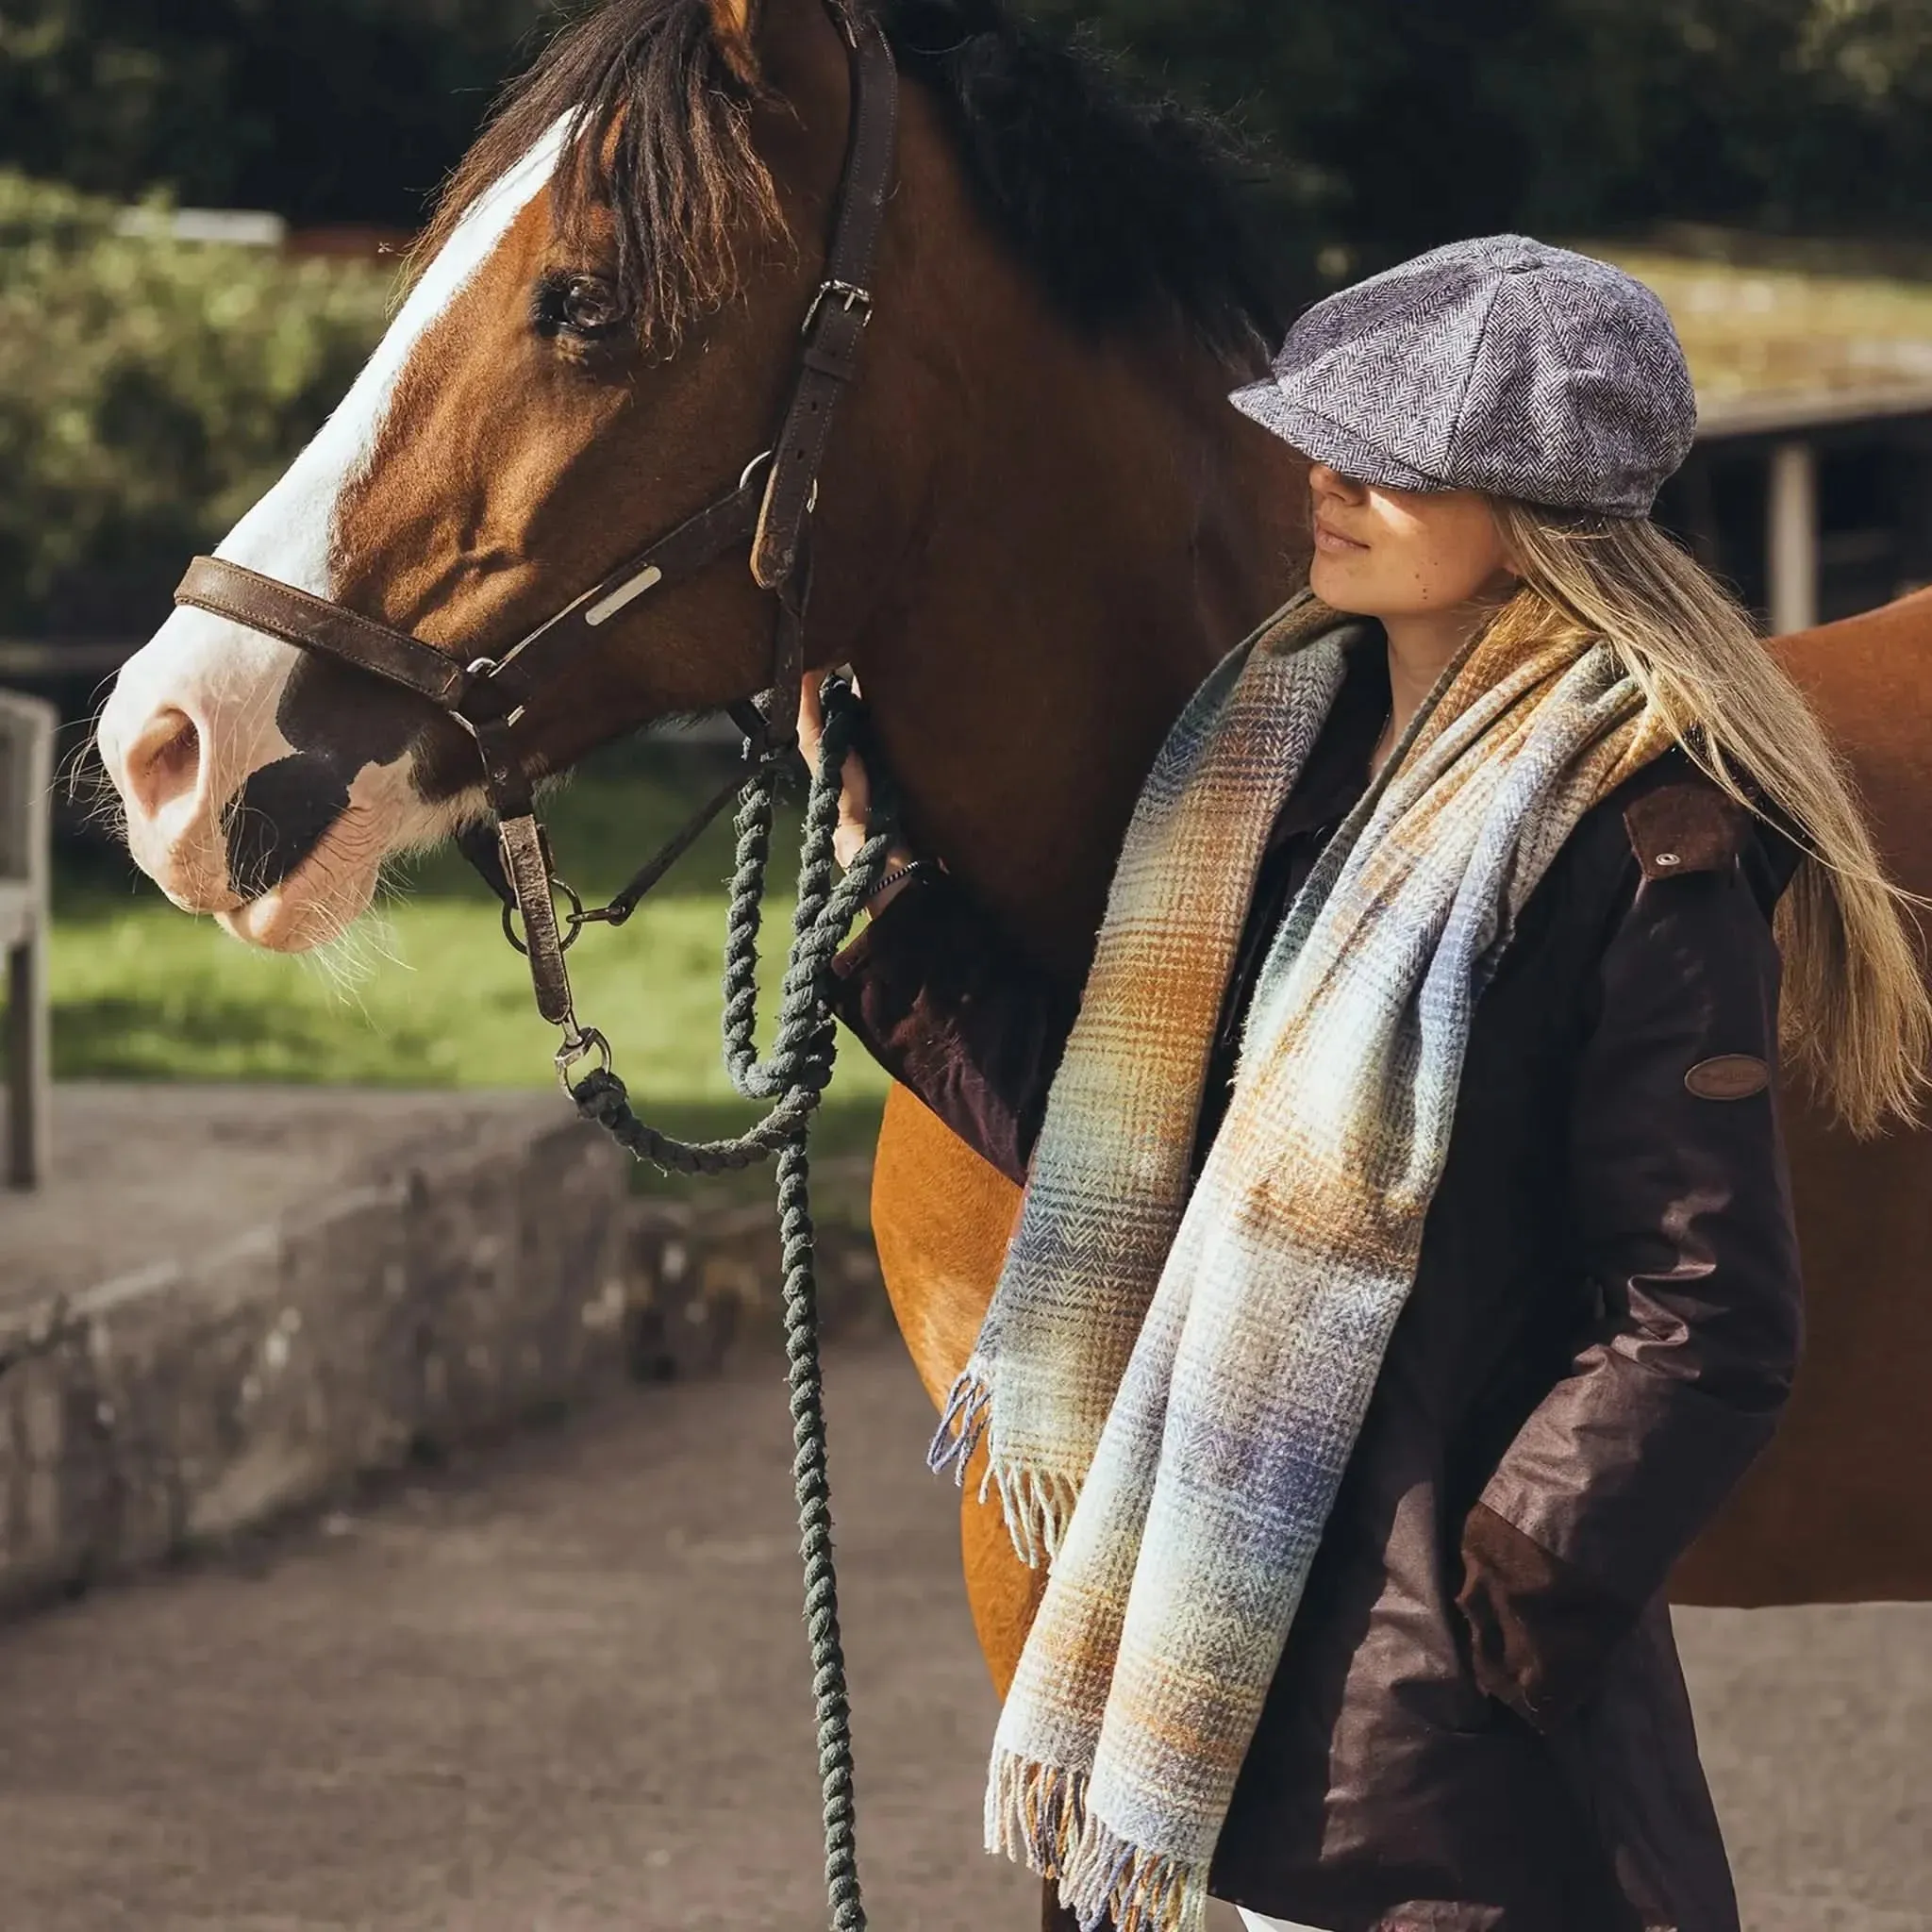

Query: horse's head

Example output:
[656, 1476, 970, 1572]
[98, 0, 921, 952]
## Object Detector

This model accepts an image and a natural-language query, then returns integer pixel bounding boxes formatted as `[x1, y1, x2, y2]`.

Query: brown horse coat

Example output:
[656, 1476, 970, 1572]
[832, 635, 1802, 1930]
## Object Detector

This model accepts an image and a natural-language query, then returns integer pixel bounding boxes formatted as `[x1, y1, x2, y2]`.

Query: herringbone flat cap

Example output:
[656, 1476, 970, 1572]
[1230, 235, 1696, 518]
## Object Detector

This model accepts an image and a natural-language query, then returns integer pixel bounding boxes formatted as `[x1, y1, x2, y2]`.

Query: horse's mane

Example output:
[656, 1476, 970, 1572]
[423, 0, 1284, 363]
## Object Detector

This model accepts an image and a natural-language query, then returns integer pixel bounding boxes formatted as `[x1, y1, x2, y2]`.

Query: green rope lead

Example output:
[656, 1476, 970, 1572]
[571, 676, 895, 1932]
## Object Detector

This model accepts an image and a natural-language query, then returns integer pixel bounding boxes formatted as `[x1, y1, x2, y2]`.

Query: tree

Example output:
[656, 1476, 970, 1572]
[0, 173, 391, 631]
[0, 0, 550, 226]
[5, 0, 1932, 263]
[1029, 0, 1932, 275]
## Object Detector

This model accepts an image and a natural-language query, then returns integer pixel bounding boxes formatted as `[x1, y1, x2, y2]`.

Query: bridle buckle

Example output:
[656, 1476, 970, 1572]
[554, 1024, 613, 1095]
[804, 278, 874, 335]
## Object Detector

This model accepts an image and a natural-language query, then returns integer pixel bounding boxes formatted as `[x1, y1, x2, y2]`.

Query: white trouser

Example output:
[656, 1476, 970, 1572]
[1237, 1913, 1330, 1932]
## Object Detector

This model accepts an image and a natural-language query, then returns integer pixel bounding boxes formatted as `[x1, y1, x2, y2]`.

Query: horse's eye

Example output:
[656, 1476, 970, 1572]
[535, 273, 624, 341]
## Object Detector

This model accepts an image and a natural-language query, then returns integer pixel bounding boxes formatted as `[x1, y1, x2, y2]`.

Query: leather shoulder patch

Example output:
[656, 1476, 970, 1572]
[1623, 779, 1749, 883]
[1685, 1054, 1772, 1100]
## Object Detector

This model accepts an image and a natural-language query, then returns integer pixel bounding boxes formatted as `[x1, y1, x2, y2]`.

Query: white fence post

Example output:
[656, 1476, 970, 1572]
[1767, 440, 1820, 636]
[0, 690, 55, 1189]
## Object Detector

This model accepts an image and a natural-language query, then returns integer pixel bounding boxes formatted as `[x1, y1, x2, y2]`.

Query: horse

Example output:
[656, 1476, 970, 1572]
[94, 0, 1928, 1775]
[1687, 583, 1932, 1608]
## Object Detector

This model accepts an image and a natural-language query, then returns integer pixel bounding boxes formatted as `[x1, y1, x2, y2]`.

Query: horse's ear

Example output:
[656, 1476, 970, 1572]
[707, 0, 766, 85]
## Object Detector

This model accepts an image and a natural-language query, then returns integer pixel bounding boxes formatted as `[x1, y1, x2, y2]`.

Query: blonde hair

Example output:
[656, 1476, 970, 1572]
[1484, 501, 1930, 1139]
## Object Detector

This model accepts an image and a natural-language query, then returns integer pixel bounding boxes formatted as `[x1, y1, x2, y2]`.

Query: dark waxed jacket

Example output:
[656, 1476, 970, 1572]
[827, 631, 1806, 1932]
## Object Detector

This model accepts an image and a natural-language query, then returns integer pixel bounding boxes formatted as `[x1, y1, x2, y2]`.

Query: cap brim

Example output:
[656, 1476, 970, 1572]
[1227, 380, 1448, 492]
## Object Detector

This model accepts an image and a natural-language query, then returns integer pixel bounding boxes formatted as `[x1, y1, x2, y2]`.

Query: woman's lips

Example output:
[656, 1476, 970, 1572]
[1313, 519, 1370, 555]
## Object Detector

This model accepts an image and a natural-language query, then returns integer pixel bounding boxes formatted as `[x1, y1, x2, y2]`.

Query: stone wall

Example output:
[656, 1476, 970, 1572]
[0, 1112, 883, 1618]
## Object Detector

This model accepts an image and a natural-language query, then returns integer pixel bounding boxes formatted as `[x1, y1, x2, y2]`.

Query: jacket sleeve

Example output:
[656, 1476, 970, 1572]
[825, 872, 1080, 1187]
[1455, 795, 1805, 1734]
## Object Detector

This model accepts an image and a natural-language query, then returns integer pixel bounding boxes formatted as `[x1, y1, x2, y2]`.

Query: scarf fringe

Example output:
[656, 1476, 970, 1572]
[927, 1370, 991, 1483]
[988, 1750, 1208, 1932]
[928, 1373, 1079, 1568]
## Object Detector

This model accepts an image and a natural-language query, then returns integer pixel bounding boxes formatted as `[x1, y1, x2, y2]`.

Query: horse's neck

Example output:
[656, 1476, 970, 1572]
[844, 337, 1306, 983]
[1775, 589, 1932, 893]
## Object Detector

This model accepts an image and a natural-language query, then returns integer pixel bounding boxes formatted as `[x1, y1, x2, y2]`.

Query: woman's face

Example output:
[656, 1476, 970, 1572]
[1307, 464, 1517, 619]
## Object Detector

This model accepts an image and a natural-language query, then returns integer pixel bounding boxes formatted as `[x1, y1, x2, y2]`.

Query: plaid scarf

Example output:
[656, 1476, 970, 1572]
[930, 591, 1669, 1932]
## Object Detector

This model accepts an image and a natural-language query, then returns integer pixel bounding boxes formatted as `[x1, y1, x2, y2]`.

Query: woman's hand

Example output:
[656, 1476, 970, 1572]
[797, 671, 922, 910]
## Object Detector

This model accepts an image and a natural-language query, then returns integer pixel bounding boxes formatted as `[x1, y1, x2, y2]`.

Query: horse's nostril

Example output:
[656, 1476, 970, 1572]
[125, 708, 202, 818]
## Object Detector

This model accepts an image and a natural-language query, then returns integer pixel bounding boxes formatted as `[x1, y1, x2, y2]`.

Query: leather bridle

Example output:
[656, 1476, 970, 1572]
[173, 0, 899, 1082]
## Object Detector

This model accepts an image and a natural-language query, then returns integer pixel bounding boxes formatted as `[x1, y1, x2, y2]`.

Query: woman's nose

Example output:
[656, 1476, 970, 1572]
[1308, 462, 1364, 500]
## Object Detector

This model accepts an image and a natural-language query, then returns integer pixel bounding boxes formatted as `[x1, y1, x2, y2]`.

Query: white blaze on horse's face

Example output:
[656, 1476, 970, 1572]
[95, 125, 568, 952]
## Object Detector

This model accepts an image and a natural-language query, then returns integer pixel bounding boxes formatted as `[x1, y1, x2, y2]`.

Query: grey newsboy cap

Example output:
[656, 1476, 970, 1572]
[1229, 235, 1697, 518]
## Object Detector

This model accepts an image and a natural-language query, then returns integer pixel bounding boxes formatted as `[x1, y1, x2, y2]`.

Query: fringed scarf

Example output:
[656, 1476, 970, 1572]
[930, 591, 1670, 1932]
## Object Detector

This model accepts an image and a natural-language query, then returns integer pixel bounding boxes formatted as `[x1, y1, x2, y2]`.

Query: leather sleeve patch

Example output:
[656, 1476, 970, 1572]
[1623, 780, 1749, 882]
[1685, 1053, 1772, 1100]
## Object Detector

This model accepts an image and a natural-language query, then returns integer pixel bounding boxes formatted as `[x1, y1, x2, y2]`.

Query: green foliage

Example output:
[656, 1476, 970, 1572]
[1021, 0, 1932, 276]
[0, 0, 551, 226]
[0, 171, 393, 631]
[8, 0, 1932, 264]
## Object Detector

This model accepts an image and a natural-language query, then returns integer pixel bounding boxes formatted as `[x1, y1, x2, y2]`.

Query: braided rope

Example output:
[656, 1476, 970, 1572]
[570, 676, 893, 1932]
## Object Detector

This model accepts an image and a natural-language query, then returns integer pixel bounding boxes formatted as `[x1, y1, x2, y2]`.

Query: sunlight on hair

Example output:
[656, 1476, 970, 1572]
[1486, 500, 1932, 1138]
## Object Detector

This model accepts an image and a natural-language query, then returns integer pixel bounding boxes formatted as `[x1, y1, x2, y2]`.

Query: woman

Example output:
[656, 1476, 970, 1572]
[803, 237, 1929, 1932]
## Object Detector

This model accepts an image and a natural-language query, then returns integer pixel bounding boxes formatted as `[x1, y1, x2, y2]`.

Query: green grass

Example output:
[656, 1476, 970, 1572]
[1592, 242, 1932, 404]
[49, 741, 891, 1163]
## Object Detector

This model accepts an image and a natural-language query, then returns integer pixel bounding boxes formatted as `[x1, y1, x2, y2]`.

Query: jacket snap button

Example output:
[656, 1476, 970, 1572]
[1654, 852, 1682, 868]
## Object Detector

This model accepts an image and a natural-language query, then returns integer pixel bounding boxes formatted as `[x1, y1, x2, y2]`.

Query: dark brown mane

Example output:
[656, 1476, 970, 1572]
[421, 0, 779, 352]
[422, 0, 1285, 361]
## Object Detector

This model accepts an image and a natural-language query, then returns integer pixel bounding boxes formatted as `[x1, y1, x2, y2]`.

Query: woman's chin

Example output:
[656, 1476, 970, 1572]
[1308, 555, 1375, 612]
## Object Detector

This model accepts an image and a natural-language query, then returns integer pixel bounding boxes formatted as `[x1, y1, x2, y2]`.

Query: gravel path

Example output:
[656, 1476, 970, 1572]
[0, 1337, 1924, 1932]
